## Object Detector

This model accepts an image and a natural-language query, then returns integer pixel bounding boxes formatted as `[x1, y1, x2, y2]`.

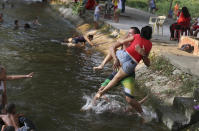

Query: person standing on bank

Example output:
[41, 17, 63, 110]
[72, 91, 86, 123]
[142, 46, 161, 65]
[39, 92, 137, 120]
[121, 0, 126, 13]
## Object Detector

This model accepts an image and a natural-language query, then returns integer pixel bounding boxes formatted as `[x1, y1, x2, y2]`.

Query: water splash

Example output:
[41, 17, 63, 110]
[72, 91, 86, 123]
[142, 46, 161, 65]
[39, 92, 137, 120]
[81, 94, 158, 122]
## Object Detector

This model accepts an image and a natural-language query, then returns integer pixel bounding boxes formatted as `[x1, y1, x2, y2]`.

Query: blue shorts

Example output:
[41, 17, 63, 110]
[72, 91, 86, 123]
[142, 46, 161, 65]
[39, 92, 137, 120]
[94, 13, 100, 22]
[116, 50, 137, 75]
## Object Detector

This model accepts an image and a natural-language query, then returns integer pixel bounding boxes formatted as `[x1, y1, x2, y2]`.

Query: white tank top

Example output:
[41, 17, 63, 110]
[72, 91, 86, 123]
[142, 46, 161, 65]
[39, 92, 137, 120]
[117, 0, 122, 9]
[95, 5, 100, 15]
[0, 81, 4, 91]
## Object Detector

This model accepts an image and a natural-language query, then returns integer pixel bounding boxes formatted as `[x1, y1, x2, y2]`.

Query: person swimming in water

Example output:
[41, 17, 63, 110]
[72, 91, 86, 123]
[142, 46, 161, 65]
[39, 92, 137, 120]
[0, 66, 34, 113]
[0, 103, 35, 131]
[62, 33, 94, 47]
[0, 13, 4, 23]
[24, 23, 31, 29]
[14, 20, 19, 30]
[32, 17, 41, 26]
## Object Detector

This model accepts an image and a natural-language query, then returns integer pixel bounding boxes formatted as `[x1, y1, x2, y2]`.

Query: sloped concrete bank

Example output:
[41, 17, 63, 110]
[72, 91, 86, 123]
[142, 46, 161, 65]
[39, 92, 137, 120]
[50, 2, 199, 130]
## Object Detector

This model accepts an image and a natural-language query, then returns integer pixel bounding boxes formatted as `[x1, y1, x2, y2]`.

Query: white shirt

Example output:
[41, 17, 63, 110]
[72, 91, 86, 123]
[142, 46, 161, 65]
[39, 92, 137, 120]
[197, 18, 199, 26]
[94, 5, 100, 15]
[117, 0, 122, 9]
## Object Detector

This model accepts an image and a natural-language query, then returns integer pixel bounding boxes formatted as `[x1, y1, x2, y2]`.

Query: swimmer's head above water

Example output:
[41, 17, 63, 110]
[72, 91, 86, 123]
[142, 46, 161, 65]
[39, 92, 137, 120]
[88, 35, 94, 41]
[24, 23, 31, 29]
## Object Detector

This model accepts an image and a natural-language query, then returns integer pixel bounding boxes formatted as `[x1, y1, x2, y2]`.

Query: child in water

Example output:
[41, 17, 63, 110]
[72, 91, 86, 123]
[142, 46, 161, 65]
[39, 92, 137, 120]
[0, 13, 4, 23]
[0, 103, 35, 131]
[62, 33, 94, 47]
[32, 17, 41, 26]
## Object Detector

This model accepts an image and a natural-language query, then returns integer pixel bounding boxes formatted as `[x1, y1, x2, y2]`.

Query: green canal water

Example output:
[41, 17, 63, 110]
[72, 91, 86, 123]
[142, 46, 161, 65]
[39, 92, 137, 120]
[0, 0, 169, 130]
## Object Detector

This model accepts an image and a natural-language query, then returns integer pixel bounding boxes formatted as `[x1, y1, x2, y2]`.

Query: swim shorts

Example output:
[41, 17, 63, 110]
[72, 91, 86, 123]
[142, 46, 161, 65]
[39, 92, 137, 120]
[101, 71, 136, 99]
[115, 8, 121, 14]
[116, 50, 137, 75]
[94, 13, 100, 22]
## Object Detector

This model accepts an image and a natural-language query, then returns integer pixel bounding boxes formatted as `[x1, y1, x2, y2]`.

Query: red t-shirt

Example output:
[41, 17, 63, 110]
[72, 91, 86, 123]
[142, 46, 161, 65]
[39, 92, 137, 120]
[126, 34, 152, 63]
[177, 12, 191, 26]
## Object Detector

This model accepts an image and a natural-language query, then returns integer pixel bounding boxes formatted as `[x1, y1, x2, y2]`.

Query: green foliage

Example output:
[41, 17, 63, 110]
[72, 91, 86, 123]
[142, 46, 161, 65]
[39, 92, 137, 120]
[126, 0, 199, 17]
[149, 53, 174, 77]
[72, 2, 83, 15]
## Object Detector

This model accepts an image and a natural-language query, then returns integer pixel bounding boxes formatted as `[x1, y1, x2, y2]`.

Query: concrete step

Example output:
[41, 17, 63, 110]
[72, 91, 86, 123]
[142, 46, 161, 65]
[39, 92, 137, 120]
[156, 105, 189, 131]
[194, 88, 199, 101]
[173, 97, 199, 124]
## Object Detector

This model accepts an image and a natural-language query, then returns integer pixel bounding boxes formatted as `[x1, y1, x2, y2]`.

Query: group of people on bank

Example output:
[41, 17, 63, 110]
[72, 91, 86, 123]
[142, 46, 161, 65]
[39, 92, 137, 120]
[170, 6, 199, 41]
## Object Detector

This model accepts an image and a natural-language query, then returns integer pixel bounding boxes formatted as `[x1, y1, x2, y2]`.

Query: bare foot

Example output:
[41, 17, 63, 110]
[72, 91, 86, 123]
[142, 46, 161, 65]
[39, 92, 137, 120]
[93, 65, 103, 71]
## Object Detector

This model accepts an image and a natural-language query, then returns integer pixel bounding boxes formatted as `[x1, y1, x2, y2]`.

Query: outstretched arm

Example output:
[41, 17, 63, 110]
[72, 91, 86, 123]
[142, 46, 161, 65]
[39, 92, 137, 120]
[6, 72, 34, 80]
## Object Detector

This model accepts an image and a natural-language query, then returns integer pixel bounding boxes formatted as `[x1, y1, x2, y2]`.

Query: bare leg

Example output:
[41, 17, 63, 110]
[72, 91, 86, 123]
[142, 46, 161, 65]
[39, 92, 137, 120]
[138, 94, 149, 105]
[194, 29, 199, 37]
[93, 51, 113, 71]
[102, 68, 128, 93]
[190, 27, 194, 36]
[126, 96, 143, 114]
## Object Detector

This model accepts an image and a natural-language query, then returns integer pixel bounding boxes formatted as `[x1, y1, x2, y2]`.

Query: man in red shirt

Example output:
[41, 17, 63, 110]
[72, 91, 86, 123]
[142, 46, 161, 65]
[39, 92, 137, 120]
[94, 26, 152, 117]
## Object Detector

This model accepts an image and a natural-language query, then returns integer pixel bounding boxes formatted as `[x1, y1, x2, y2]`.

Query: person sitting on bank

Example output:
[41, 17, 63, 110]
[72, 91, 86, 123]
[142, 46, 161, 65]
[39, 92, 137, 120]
[0, 66, 34, 113]
[24, 23, 31, 29]
[170, 7, 191, 40]
[0, 103, 35, 131]
[190, 17, 199, 37]
[62, 34, 94, 47]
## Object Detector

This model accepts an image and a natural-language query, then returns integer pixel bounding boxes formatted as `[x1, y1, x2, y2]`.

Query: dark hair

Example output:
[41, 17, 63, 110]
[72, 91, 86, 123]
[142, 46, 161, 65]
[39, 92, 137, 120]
[131, 27, 140, 34]
[181, 7, 190, 18]
[140, 26, 152, 40]
[3, 126, 15, 131]
[5, 103, 16, 114]
[14, 20, 18, 24]
[24, 23, 30, 29]
[88, 35, 93, 40]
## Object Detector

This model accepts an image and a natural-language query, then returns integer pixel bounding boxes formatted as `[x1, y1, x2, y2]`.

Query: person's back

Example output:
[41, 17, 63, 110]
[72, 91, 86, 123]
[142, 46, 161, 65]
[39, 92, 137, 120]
[1, 103, 20, 130]
[1, 114, 19, 129]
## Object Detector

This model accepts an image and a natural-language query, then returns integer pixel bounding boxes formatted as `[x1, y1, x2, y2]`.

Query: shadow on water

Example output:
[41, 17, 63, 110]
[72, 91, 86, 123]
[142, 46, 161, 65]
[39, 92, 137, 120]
[0, 0, 169, 130]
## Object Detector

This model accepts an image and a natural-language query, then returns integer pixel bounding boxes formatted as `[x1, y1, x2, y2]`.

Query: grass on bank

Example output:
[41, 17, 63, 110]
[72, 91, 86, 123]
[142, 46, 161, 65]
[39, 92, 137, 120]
[126, 0, 199, 18]
[149, 53, 199, 93]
